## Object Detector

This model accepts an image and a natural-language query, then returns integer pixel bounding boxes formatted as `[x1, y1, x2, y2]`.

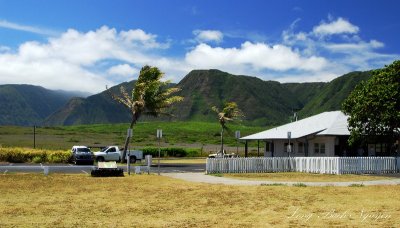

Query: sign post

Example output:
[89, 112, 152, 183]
[157, 129, 162, 175]
[287, 131, 292, 157]
[235, 130, 240, 155]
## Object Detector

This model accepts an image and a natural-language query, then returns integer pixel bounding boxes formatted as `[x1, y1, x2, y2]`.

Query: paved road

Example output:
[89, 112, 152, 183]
[163, 172, 400, 186]
[0, 163, 205, 174]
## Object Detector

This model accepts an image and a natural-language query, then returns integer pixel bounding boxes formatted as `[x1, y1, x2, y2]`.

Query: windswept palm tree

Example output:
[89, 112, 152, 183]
[109, 65, 183, 161]
[212, 102, 244, 155]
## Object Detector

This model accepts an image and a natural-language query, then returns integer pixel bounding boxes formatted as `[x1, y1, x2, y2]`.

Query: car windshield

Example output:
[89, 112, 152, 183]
[100, 147, 109, 152]
[77, 148, 90, 153]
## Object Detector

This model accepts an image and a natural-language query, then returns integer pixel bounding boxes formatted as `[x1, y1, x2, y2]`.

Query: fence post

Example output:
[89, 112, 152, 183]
[397, 157, 400, 173]
[43, 166, 49, 176]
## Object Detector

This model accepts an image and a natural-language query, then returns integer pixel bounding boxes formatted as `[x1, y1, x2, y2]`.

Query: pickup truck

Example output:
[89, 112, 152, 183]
[93, 146, 143, 163]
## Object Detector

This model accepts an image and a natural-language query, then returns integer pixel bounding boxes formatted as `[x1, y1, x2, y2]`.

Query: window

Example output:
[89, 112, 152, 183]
[298, 142, 304, 154]
[314, 143, 319, 154]
[320, 143, 325, 154]
[314, 143, 326, 154]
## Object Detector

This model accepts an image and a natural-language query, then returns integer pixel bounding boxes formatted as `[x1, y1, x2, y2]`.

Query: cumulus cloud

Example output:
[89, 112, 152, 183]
[185, 42, 327, 71]
[312, 17, 359, 36]
[107, 64, 138, 77]
[0, 26, 177, 93]
[193, 30, 223, 43]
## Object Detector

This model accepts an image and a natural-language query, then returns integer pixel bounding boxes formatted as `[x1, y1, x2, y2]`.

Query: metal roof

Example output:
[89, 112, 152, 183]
[241, 111, 350, 140]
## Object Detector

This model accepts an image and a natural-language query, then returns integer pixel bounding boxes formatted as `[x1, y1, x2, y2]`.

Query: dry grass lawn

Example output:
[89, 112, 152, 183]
[222, 172, 397, 182]
[0, 173, 399, 227]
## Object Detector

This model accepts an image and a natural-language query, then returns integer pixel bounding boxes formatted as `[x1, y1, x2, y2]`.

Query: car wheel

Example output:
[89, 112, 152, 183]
[97, 157, 105, 162]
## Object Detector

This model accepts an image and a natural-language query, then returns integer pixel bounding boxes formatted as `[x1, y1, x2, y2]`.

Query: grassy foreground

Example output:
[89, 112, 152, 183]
[0, 174, 399, 227]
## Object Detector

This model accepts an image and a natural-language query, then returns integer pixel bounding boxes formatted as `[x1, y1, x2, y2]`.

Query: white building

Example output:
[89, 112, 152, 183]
[241, 111, 370, 157]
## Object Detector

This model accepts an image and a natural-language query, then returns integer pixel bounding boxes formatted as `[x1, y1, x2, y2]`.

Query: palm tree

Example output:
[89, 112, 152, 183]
[108, 65, 183, 161]
[212, 102, 244, 155]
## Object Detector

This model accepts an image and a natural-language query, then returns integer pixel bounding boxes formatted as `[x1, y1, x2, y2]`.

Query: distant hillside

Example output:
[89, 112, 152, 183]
[0, 84, 83, 125]
[44, 69, 372, 126]
[0, 69, 372, 126]
[298, 71, 372, 117]
[45, 82, 134, 126]
[173, 70, 303, 125]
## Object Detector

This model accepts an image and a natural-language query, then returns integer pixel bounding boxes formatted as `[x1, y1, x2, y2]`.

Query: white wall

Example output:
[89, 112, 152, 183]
[264, 136, 336, 157]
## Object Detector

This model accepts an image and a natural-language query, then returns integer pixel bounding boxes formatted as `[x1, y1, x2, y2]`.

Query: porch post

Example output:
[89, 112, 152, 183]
[245, 140, 248, 157]
[257, 140, 260, 157]
[305, 138, 309, 157]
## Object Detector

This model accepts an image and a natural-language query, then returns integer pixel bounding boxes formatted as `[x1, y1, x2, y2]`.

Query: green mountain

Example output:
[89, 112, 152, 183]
[44, 82, 134, 126]
[0, 69, 372, 126]
[44, 69, 371, 126]
[0, 84, 83, 125]
[173, 70, 303, 125]
[298, 71, 372, 117]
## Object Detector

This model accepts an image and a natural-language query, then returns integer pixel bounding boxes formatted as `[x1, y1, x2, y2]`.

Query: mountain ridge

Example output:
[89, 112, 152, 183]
[0, 70, 372, 126]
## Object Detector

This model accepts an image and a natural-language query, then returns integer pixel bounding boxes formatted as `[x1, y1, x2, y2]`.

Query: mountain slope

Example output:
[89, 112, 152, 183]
[173, 69, 303, 125]
[5, 69, 372, 126]
[44, 82, 134, 126]
[0, 84, 81, 125]
[298, 71, 372, 118]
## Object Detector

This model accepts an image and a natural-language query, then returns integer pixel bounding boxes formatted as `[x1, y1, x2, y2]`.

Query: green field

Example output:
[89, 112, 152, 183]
[0, 122, 265, 154]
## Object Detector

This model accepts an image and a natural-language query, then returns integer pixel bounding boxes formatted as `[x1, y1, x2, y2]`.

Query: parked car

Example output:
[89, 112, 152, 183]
[208, 150, 239, 158]
[93, 146, 143, 163]
[71, 146, 94, 165]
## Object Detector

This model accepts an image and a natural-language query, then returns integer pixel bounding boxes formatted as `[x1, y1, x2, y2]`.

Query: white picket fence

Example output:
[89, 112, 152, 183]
[206, 157, 400, 175]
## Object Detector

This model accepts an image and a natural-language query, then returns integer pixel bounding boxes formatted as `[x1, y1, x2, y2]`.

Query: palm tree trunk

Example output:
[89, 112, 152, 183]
[220, 127, 224, 155]
[122, 115, 137, 162]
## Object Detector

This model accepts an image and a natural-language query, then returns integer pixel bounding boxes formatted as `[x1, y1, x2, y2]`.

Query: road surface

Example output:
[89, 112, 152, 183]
[0, 162, 205, 174]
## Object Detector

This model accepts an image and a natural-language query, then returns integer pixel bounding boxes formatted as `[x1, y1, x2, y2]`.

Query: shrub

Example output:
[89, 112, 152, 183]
[349, 184, 364, 187]
[293, 183, 307, 187]
[141, 147, 201, 157]
[0, 147, 71, 163]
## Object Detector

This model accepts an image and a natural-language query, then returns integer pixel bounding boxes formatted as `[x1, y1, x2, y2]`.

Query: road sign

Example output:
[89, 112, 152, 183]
[235, 130, 241, 139]
[157, 129, 162, 139]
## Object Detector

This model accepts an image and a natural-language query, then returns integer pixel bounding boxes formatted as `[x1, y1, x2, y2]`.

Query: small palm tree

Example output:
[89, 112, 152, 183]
[212, 102, 244, 155]
[109, 65, 183, 161]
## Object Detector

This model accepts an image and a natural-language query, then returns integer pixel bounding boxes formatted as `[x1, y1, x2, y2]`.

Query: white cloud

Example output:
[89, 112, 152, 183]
[193, 30, 223, 43]
[0, 19, 58, 36]
[325, 40, 384, 53]
[313, 17, 359, 36]
[185, 42, 327, 72]
[120, 29, 170, 49]
[0, 26, 177, 93]
[107, 64, 138, 77]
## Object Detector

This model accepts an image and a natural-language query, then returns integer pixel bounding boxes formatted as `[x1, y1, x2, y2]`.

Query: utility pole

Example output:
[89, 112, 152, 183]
[235, 130, 240, 155]
[157, 129, 162, 175]
[33, 125, 36, 149]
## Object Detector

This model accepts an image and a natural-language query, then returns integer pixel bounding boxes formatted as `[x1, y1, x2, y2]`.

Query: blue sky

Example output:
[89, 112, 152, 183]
[0, 0, 399, 93]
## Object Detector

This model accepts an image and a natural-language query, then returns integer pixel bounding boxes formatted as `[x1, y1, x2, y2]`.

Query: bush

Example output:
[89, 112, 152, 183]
[141, 147, 202, 157]
[0, 147, 71, 163]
